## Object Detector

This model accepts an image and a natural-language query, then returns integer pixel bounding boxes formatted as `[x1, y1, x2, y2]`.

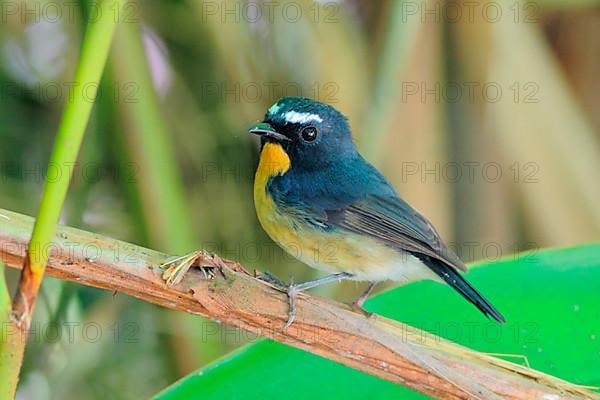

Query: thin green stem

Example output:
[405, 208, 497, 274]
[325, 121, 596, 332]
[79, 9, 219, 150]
[3, 0, 125, 397]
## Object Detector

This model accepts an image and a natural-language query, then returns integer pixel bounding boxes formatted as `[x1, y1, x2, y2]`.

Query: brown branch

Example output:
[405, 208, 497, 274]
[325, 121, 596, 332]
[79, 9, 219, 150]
[0, 208, 596, 400]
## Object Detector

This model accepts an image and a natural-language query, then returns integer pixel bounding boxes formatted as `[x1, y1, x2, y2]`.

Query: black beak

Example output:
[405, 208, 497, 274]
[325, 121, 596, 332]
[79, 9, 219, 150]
[248, 122, 290, 142]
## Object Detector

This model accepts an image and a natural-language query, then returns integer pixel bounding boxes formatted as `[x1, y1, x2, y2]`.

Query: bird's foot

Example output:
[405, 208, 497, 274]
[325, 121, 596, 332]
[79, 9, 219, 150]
[348, 282, 377, 318]
[257, 272, 354, 329]
[256, 272, 300, 328]
[284, 278, 300, 329]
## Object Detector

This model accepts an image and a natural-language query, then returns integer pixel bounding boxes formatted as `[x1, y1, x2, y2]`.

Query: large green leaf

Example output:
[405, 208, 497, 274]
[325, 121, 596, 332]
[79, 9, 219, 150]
[155, 245, 600, 399]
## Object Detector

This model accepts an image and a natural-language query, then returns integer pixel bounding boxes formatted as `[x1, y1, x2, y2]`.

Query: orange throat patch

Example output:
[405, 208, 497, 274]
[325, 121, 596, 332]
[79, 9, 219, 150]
[253, 142, 291, 247]
[255, 142, 291, 181]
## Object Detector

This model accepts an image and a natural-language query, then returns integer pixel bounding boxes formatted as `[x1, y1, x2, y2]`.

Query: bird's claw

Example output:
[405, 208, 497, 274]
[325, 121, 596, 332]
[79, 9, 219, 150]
[283, 281, 299, 329]
[256, 272, 299, 329]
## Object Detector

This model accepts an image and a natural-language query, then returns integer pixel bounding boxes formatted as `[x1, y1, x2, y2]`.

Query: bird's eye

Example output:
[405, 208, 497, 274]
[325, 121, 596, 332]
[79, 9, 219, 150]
[301, 126, 318, 142]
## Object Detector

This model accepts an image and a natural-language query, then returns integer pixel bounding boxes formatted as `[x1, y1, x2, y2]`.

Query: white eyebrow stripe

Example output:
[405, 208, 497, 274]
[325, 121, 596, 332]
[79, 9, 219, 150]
[283, 111, 323, 124]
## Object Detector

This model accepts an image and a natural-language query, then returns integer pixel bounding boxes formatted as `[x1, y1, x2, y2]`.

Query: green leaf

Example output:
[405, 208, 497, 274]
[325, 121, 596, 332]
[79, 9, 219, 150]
[155, 245, 600, 399]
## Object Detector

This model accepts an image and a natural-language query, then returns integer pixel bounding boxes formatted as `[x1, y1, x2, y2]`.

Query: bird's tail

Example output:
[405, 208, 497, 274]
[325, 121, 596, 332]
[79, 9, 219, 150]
[421, 255, 506, 323]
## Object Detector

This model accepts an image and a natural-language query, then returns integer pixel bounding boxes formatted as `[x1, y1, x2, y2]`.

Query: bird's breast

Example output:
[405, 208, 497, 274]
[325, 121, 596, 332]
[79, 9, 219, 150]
[254, 142, 296, 254]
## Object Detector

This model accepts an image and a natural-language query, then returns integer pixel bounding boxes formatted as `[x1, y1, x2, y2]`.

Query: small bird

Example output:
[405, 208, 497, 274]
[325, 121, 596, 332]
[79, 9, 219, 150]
[249, 97, 505, 327]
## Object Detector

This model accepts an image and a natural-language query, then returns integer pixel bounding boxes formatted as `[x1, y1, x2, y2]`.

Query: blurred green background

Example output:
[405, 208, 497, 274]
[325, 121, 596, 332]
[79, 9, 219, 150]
[0, 0, 599, 398]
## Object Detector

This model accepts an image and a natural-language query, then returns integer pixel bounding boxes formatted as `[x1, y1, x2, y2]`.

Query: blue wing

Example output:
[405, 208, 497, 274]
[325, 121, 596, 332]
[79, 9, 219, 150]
[324, 193, 466, 272]
[269, 156, 465, 272]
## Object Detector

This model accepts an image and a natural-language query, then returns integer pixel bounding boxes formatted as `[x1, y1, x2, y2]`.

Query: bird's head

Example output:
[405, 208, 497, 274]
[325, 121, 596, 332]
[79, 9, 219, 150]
[249, 97, 356, 172]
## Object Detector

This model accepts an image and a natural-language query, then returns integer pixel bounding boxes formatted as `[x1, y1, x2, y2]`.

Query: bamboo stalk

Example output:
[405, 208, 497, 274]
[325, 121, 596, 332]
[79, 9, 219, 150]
[0, 208, 596, 400]
[2, 0, 125, 396]
[11, 0, 124, 327]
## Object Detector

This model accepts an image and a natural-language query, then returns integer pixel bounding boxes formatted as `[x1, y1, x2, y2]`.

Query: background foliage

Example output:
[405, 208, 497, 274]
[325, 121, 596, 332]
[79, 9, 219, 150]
[0, 0, 599, 398]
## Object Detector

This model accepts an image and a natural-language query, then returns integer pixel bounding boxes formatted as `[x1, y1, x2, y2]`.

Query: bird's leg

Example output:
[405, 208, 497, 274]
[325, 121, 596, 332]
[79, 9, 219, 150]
[350, 282, 377, 317]
[258, 272, 354, 328]
[284, 272, 354, 328]
[289, 272, 354, 292]
[354, 282, 377, 308]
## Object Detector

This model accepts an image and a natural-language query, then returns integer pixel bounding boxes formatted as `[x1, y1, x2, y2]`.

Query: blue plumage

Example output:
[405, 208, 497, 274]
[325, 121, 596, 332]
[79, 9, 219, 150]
[250, 96, 505, 324]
